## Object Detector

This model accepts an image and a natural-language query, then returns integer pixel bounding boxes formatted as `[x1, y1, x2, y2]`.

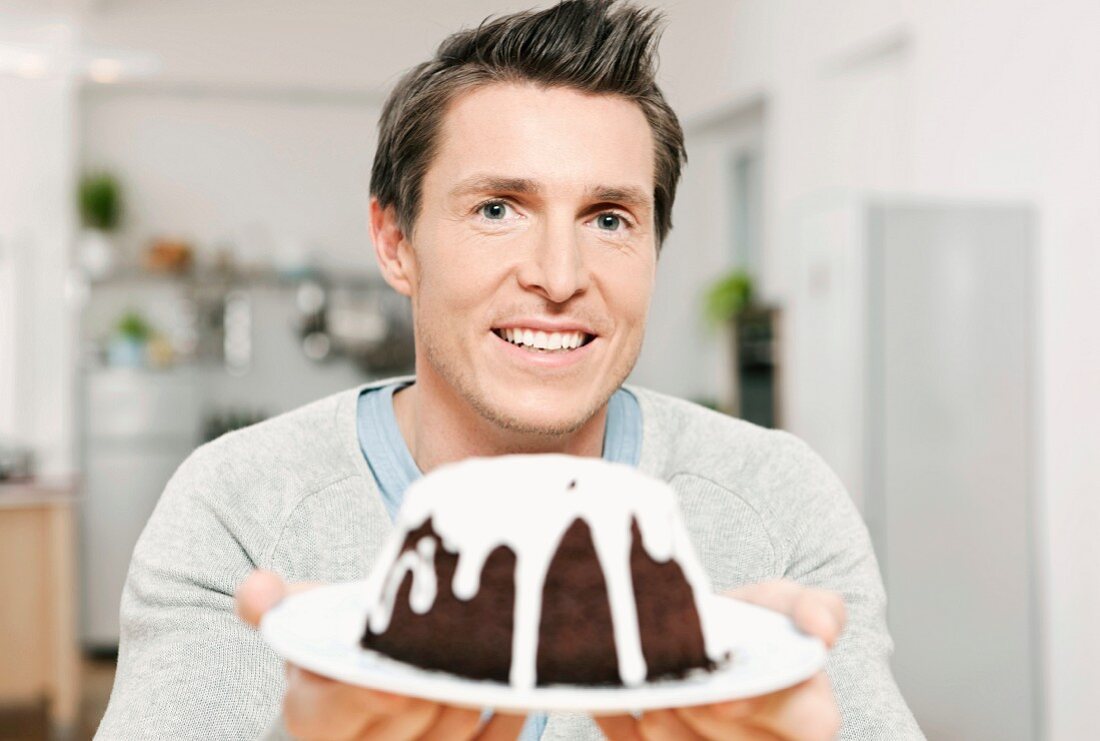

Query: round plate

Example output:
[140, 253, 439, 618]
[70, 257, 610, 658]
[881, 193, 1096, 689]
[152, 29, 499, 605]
[261, 580, 826, 715]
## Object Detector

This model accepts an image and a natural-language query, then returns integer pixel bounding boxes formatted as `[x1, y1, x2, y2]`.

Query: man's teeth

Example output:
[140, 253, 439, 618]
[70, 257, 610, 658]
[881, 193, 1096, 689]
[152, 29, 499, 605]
[499, 327, 587, 351]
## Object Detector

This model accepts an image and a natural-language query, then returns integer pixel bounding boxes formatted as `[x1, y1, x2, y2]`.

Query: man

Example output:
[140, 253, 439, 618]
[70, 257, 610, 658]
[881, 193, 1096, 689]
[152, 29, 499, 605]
[98, 1, 923, 739]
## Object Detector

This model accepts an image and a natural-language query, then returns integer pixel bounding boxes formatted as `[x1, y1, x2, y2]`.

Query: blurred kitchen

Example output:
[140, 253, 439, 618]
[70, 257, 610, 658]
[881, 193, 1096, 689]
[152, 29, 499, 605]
[1, 1, 1097, 739]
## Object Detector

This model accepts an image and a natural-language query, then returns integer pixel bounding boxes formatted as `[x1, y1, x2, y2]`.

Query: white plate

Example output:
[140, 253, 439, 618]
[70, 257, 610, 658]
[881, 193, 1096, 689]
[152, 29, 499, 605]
[261, 580, 826, 715]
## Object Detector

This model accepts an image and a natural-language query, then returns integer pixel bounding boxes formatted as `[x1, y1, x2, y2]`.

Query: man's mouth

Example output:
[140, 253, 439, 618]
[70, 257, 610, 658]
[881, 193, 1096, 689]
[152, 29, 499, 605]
[491, 327, 596, 353]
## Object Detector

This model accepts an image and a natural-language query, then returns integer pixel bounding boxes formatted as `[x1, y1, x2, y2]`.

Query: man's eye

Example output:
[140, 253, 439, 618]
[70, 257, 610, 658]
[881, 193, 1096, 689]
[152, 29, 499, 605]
[595, 213, 625, 231]
[479, 201, 510, 220]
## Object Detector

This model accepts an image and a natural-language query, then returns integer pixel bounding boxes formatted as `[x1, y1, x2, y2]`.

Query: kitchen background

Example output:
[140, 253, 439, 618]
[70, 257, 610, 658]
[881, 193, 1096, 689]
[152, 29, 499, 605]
[1, 1, 1098, 739]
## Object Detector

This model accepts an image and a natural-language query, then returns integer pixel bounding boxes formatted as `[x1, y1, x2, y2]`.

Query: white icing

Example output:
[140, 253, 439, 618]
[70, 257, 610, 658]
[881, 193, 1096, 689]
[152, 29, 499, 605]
[369, 536, 438, 633]
[362, 454, 721, 688]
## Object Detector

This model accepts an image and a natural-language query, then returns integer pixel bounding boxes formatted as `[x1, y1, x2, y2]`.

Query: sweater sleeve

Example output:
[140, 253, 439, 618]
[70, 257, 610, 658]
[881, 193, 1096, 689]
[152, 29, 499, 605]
[95, 446, 284, 740]
[760, 430, 925, 741]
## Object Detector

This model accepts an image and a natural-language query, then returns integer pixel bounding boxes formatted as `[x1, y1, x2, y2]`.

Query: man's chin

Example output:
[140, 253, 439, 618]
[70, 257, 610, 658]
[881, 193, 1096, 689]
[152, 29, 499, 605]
[474, 390, 606, 438]
[483, 405, 592, 437]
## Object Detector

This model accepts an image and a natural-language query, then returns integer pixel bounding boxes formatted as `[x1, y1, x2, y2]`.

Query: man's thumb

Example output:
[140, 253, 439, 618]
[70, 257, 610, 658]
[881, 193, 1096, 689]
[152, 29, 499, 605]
[235, 570, 289, 628]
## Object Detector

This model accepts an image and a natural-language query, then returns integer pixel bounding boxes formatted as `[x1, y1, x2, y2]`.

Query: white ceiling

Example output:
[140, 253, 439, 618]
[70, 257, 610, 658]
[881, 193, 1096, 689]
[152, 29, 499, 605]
[0, 1, 742, 117]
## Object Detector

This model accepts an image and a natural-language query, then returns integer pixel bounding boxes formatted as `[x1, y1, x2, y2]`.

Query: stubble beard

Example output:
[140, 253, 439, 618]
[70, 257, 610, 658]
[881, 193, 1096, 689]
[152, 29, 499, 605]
[419, 319, 641, 439]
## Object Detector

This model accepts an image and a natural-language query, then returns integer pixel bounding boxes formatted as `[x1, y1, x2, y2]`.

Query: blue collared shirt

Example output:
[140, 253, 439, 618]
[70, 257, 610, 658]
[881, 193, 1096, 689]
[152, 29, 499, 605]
[356, 381, 643, 740]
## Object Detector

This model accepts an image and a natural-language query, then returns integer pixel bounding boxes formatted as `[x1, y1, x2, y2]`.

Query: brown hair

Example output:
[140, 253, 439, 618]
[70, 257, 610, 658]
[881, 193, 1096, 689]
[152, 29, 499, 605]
[369, 0, 686, 250]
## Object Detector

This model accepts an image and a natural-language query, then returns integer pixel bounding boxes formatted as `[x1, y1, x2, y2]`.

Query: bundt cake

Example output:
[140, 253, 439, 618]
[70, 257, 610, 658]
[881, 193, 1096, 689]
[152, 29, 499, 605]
[360, 454, 723, 688]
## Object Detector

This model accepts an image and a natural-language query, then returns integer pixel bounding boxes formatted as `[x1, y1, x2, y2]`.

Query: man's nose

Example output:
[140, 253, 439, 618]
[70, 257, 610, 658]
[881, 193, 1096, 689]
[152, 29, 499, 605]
[516, 216, 591, 303]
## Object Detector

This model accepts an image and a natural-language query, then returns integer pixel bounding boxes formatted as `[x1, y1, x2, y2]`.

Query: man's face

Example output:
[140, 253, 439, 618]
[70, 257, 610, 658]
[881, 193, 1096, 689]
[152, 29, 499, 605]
[404, 82, 657, 435]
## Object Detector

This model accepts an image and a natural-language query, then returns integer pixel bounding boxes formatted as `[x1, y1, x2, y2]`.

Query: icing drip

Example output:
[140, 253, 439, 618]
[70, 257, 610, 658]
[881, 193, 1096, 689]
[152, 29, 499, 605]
[588, 508, 646, 686]
[369, 536, 437, 633]
[363, 454, 720, 688]
[669, 512, 724, 662]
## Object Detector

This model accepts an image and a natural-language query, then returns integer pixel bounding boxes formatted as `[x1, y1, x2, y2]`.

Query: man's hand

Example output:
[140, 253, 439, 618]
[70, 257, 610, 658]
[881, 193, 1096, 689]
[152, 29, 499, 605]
[235, 570, 526, 741]
[596, 580, 845, 741]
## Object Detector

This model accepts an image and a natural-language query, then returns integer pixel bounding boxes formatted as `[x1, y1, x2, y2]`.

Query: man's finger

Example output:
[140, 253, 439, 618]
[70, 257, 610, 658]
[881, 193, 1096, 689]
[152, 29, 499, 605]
[235, 570, 287, 628]
[710, 673, 840, 741]
[283, 665, 411, 739]
[358, 697, 441, 739]
[235, 570, 319, 628]
[791, 590, 845, 648]
[472, 712, 527, 741]
[676, 705, 782, 740]
[415, 705, 482, 741]
[595, 714, 645, 741]
[725, 580, 846, 647]
[637, 709, 706, 740]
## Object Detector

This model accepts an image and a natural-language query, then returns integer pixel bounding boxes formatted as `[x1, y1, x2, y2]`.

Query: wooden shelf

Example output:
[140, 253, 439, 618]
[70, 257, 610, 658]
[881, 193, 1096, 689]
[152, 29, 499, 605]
[88, 265, 387, 292]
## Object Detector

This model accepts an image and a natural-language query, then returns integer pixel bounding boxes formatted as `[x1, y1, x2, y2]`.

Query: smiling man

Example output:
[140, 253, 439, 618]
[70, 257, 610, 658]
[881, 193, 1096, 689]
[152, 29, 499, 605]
[97, 2, 922, 740]
[380, 80, 658, 471]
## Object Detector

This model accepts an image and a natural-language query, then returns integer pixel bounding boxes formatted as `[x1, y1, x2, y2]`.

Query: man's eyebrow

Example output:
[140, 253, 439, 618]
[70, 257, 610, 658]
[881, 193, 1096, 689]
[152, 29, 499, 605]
[449, 175, 540, 198]
[448, 175, 653, 210]
[589, 185, 652, 210]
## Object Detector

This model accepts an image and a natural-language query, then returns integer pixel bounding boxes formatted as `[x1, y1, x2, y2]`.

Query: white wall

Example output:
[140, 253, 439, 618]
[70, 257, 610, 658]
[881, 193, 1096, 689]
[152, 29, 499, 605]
[658, 1, 1099, 737]
[78, 0, 554, 94]
[907, 4, 1100, 737]
[0, 32, 79, 475]
[80, 89, 381, 274]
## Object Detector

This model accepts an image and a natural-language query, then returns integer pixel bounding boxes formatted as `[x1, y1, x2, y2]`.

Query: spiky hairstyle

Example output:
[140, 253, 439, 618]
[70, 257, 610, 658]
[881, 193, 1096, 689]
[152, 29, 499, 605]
[369, 0, 686, 250]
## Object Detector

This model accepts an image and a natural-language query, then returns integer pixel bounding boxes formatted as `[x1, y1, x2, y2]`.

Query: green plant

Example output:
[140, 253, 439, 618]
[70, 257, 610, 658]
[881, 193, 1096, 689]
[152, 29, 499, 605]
[704, 269, 754, 325]
[78, 172, 122, 231]
[115, 310, 153, 342]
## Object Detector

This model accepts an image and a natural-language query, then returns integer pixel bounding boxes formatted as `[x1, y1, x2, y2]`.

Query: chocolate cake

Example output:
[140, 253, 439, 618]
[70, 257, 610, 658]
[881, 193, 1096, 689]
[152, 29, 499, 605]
[359, 455, 723, 688]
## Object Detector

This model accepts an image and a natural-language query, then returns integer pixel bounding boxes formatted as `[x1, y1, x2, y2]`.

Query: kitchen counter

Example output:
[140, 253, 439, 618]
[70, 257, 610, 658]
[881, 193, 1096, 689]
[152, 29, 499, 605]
[0, 478, 80, 736]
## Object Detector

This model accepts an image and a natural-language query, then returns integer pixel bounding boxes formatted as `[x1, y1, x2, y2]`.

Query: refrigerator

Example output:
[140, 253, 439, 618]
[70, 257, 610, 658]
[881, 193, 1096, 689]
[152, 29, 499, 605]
[786, 197, 1040, 740]
[80, 366, 201, 650]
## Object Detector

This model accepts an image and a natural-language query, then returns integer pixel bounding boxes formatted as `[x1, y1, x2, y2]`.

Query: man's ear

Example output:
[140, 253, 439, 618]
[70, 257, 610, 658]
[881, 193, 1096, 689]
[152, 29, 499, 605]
[369, 197, 415, 297]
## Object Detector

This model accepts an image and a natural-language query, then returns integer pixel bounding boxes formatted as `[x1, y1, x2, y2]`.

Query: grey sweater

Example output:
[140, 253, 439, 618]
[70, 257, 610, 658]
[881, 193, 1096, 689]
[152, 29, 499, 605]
[97, 379, 923, 740]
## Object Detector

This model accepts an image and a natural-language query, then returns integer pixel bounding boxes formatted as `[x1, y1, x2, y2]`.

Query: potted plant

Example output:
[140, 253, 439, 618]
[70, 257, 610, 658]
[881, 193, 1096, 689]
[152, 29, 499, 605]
[704, 269, 755, 415]
[77, 172, 122, 279]
[107, 309, 153, 368]
[704, 269, 754, 327]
